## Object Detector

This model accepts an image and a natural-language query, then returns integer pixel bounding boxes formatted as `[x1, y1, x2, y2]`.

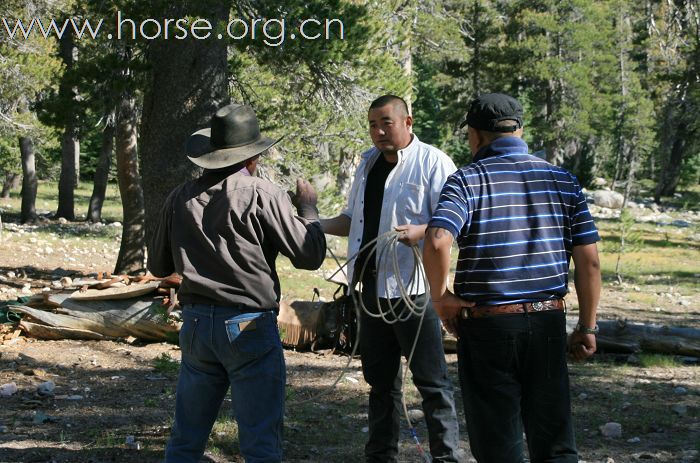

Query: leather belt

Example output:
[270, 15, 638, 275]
[460, 299, 566, 319]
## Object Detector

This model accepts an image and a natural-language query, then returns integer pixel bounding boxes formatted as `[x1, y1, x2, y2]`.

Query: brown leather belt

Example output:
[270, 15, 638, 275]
[460, 299, 566, 319]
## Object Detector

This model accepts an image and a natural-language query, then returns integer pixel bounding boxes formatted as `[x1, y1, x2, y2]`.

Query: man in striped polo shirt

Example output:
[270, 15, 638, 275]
[423, 93, 601, 462]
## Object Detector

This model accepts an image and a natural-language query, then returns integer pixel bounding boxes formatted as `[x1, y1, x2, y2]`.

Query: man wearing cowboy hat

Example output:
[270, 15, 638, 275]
[149, 103, 326, 463]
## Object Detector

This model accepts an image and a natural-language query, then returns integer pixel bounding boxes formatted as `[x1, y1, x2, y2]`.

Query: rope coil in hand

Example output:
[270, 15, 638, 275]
[289, 229, 432, 462]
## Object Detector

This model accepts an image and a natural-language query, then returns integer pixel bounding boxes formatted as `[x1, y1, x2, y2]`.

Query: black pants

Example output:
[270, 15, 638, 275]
[359, 289, 461, 463]
[457, 309, 578, 463]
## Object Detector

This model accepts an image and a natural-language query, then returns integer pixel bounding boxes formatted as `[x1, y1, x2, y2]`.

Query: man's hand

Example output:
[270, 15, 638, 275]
[288, 179, 319, 220]
[395, 224, 427, 247]
[289, 178, 318, 209]
[433, 290, 474, 338]
[568, 331, 596, 361]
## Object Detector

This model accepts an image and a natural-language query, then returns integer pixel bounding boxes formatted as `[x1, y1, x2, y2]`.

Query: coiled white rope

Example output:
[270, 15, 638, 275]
[290, 229, 433, 461]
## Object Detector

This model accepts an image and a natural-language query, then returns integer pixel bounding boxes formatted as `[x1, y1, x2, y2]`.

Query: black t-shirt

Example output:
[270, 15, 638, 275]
[355, 155, 396, 284]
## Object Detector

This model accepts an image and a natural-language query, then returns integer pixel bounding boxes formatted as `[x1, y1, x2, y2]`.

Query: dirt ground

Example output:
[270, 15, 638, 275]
[0, 218, 699, 463]
[1, 336, 698, 463]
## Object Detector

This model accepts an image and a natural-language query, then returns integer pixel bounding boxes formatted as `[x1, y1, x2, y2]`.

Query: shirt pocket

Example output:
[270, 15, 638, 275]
[398, 182, 426, 220]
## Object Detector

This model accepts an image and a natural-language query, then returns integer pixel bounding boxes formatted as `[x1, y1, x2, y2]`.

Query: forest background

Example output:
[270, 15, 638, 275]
[1, 0, 698, 274]
[1, 2, 700, 462]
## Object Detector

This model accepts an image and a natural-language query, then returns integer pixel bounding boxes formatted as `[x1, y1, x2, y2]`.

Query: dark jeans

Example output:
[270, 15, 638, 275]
[359, 289, 461, 463]
[165, 304, 285, 463]
[457, 310, 577, 463]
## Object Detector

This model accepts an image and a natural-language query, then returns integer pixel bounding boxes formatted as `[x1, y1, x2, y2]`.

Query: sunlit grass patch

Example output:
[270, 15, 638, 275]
[152, 352, 180, 376]
[209, 415, 240, 457]
[637, 354, 682, 368]
[1, 180, 123, 222]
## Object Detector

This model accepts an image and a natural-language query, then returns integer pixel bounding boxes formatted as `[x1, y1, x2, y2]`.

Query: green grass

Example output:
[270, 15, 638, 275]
[208, 415, 240, 457]
[621, 290, 660, 306]
[1, 180, 123, 222]
[595, 215, 700, 291]
[637, 354, 682, 368]
[659, 185, 700, 210]
[93, 429, 120, 448]
[144, 397, 158, 408]
[152, 353, 180, 376]
[276, 236, 350, 302]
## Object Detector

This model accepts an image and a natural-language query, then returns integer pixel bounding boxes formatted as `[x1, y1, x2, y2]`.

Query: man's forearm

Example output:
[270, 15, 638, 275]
[574, 269, 600, 327]
[320, 214, 351, 236]
[572, 244, 601, 328]
[423, 227, 453, 300]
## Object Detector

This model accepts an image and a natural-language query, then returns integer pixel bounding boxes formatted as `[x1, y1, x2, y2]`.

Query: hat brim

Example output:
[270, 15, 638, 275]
[186, 128, 282, 169]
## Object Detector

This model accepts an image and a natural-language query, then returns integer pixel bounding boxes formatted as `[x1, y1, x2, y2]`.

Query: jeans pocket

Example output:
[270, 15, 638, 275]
[179, 313, 199, 355]
[466, 337, 516, 386]
[546, 336, 567, 379]
[225, 311, 280, 358]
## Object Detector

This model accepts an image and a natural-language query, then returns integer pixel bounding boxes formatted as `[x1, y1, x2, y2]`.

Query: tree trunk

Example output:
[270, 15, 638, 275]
[1, 173, 20, 198]
[56, 26, 79, 221]
[19, 136, 38, 223]
[74, 144, 80, 188]
[655, 118, 687, 200]
[471, 0, 481, 96]
[401, 22, 413, 114]
[139, 1, 230, 247]
[56, 130, 78, 220]
[336, 146, 360, 197]
[87, 113, 115, 223]
[114, 94, 146, 274]
[613, 22, 630, 194]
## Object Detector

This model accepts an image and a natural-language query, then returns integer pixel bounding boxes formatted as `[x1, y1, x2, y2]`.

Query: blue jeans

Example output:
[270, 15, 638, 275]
[457, 310, 577, 463]
[359, 289, 461, 462]
[165, 304, 285, 463]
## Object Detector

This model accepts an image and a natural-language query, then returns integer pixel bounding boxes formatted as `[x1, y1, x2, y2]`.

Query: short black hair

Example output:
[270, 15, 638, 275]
[369, 94, 409, 115]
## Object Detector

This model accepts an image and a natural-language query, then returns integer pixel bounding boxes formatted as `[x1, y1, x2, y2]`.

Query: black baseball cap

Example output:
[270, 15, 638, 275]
[460, 93, 524, 132]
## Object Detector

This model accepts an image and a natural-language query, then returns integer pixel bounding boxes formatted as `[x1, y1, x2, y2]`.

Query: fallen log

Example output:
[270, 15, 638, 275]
[443, 320, 700, 357]
[19, 320, 112, 341]
[69, 281, 159, 301]
[12, 296, 179, 342]
[13, 287, 700, 357]
[574, 319, 700, 357]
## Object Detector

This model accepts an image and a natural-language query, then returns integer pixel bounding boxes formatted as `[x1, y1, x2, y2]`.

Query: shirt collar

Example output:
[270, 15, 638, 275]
[473, 136, 529, 163]
[363, 134, 420, 161]
[397, 133, 419, 160]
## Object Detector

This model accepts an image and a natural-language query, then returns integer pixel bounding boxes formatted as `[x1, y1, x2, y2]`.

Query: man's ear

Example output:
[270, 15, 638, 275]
[405, 115, 414, 131]
[245, 154, 261, 174]
[468, 126, 482, 155]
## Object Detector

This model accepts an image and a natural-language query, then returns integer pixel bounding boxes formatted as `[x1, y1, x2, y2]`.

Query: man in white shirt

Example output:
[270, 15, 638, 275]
[321, 95, 462, 462]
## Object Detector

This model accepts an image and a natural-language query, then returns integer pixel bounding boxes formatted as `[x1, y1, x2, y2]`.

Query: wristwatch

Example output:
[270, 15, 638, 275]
[575, 322, 599, 335]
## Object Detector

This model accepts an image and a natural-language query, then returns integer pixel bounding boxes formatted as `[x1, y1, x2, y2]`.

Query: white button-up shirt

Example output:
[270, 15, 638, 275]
[342, 135, 457, 298]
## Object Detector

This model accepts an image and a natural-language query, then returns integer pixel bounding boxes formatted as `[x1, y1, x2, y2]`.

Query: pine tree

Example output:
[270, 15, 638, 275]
[0, 0, 62, 222]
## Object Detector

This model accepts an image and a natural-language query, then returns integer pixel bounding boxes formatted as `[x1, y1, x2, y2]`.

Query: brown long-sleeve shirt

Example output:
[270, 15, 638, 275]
[148, 169, 326, 310]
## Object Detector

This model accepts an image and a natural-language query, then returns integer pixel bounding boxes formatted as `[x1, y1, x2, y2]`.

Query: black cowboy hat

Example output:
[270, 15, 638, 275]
[186, 104, 282, 169]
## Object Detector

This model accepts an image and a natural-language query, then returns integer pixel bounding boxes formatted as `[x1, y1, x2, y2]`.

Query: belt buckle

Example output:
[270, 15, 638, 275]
[460, 307, 470, 319]
[531, 301, 545, 312]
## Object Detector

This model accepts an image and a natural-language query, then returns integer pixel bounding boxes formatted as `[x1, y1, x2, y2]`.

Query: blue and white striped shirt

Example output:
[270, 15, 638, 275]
[428, 137, 600, 305]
